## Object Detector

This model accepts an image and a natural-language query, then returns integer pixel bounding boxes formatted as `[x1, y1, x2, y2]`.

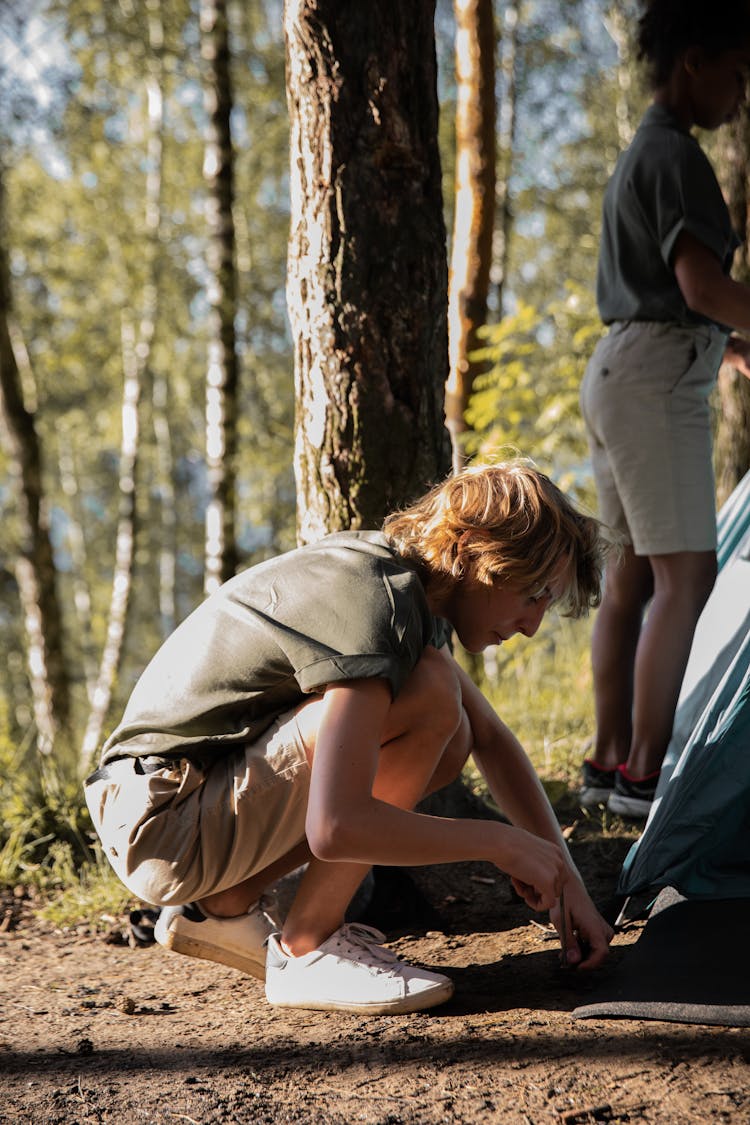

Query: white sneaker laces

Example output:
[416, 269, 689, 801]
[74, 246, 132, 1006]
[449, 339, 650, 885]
[331, 923, 401, 970]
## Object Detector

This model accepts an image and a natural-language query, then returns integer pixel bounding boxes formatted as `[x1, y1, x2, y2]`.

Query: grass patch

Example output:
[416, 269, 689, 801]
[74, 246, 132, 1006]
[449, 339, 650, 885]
[463, 610, 595, 800]
[36, 844, 134, 930]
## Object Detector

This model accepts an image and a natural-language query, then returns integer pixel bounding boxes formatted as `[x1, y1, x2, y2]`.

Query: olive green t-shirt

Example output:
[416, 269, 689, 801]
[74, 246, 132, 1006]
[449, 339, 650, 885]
[597, 103, 739, 326]
[99, 531, 448, 766]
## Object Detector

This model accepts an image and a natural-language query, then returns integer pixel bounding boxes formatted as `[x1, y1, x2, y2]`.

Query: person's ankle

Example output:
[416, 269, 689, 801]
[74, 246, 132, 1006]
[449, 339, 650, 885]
[585, 757, 619, 771]
[620, 762, 661, 782]
[197, 896, 260, 920]
[588, 745, 628, 770]
[281, 924, 338, 958]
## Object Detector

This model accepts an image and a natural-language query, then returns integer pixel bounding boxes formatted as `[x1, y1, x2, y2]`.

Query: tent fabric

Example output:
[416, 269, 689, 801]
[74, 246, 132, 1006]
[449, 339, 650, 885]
[573, 887, 750, 1026]
[618, 471, 750, 900]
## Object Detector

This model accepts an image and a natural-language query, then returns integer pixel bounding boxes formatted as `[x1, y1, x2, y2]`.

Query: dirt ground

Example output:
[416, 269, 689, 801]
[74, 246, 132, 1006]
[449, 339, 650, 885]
[1, 801, 749, 1125]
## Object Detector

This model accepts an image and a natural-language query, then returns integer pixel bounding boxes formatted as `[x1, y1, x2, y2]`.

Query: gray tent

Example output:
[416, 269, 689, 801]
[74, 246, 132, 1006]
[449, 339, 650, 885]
[619, 471, 750, 900]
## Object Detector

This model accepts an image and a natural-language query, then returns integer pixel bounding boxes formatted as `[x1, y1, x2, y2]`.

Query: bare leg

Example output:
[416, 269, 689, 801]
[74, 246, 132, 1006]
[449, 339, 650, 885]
[590, 546, 653, 769]
[199, 839, 312, 918]
[281, 650, 470, 954]
[626, 550, 716, 777]
[199, 647, 470, 951]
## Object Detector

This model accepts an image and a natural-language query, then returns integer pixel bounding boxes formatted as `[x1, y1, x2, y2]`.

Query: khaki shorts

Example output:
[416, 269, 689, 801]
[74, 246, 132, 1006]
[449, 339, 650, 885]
[580, 320, 726, 555]
[84, 709, 311, 906]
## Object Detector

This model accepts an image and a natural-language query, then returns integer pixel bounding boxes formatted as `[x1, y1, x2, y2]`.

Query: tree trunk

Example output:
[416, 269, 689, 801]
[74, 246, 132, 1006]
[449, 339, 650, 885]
[491, 0, 519, 319]
[284, 0, 452, 543]
[714, 111, 750, 506]
[0, 170, 72, 758]
[147, 0, 177, 638]
[603, 2, 636, 153]
[57, 427, 97, 700]
[81, 12, 165, 770]
[445, 0, 497, 471]
[202, 0, 240, 592]
[152, 366, 177, 638]
[80, 316, 143, 769]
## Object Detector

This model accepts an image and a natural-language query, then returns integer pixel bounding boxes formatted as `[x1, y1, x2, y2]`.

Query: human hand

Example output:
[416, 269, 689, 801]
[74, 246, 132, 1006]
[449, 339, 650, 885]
[724, 335, 750, 380]
[498, 827, 568, 913]
[549, 878, 613, 970]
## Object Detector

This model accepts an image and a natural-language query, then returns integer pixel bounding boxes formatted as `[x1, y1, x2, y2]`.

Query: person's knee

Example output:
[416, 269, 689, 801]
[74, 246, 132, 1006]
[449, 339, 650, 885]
[427, 707, 472, 794]
[603, 551, 653, 613]
[406, 646, 463, 743]
[652, 552, 717, 614]
[694, 554, 718, 608]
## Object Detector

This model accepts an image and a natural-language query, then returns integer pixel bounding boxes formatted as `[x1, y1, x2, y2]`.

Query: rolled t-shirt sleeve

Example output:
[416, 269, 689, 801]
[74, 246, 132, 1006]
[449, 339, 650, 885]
[290, 563, 437, 699]
[296, 651, 414, 699]
[658, 142, 737, 269]
[597, 104, 738, 325]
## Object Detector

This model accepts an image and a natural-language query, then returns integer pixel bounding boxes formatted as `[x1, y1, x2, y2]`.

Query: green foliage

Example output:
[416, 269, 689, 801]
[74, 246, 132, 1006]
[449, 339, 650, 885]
[3, 0, 296, 747]
[465, 281, 604, 503]
[36, 843, 134, 929]
[0, 699, 94, 889]
[0, 702, 130, 920]
[464, 611, 596, 799]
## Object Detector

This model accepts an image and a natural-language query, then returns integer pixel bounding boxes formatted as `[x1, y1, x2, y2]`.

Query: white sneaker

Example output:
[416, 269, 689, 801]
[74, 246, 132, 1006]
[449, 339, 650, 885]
[154, 900, 277, 980]
[264, 922, 454, 1014]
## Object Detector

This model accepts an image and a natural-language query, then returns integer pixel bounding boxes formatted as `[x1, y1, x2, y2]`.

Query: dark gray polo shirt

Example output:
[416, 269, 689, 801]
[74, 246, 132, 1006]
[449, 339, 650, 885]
[597, 103, 739, 326]
[99, 531, 448, 766]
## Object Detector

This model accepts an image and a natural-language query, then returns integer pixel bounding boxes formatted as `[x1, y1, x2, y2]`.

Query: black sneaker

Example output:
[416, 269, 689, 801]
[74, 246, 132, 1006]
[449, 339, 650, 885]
[607, 766, 660, 818]
[579, 759, 617, 808]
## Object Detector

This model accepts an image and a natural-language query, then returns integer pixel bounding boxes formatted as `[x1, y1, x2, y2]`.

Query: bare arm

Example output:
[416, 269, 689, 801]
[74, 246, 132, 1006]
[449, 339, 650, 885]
[673, 230, 750, 378]
[305, 675, 568, 913]
[306, 659, 612, 967]
[456, 662, 613, 968]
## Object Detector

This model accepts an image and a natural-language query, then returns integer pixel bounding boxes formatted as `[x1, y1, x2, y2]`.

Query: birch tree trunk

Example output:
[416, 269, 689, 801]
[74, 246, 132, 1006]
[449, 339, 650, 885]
[202, 0, 240, 593]
[80, 317, 143, 768]
[0, 169, 71, 758]
[714, 111, 750, 506]
[604, 2, 636, 153]
[445, 0, 497, 470]
[57, 428, 97, 699]
[284, 0, 452, 543]
[81, 11, 165, 769]
[148, 0, 177, 638]
[152, 359, 177, 638]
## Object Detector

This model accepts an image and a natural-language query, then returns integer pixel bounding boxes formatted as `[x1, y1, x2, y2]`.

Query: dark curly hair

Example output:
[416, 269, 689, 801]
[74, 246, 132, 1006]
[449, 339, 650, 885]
[637, 0, 750, 87]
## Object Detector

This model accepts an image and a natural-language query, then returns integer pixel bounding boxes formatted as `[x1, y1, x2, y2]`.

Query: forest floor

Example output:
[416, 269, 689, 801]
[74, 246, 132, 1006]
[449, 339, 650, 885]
[1, 796, 749, 1125]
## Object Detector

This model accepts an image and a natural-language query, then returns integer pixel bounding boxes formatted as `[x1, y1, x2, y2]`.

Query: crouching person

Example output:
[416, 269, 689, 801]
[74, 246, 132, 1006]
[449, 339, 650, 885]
[85, 460, 614, 1015]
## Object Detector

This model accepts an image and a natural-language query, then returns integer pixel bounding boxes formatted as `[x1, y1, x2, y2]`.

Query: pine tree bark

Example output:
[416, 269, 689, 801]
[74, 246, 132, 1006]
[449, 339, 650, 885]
[202, 0, 240, 591]
[491, 0, 519, 319]
[445, 0, 496, 471]
[284, 0, 452, 543]
[714, 112, 750, 506]
[0, 170, 71, 757]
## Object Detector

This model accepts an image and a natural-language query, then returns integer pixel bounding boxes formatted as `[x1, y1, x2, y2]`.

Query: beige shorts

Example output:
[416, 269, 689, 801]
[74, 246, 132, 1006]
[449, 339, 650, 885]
[84, 709, 311, 906]
[580, 320, 726, 555]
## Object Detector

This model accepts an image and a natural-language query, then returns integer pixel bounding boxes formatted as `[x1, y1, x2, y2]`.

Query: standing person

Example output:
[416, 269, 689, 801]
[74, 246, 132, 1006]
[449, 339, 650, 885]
[580, 0, 750, 819]
[86, 461, 613, 1016]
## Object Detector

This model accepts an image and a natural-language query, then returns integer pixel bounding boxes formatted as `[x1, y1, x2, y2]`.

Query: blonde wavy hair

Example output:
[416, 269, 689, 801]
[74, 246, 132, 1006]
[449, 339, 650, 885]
[382, 460, 604, 617]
